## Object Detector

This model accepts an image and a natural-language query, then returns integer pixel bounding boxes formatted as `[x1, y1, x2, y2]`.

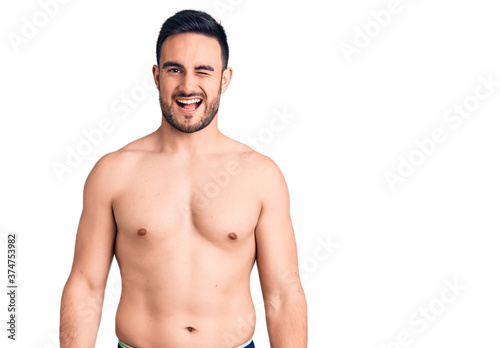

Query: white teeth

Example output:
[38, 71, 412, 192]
[177, 99, 201, 104]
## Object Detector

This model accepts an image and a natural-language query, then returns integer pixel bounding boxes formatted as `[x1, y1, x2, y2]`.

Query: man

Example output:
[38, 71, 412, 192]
[60, 9, 307, 348]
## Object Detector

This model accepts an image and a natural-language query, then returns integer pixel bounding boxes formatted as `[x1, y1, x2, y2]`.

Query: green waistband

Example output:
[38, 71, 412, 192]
[119, 337, 252, 348]
[118, 340, 136, 348]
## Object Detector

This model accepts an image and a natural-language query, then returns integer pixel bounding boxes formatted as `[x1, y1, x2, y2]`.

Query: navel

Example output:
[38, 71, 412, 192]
[137, 228, 147, 236]
[185, 326, 196, 333]
[228, 232, 237, 240]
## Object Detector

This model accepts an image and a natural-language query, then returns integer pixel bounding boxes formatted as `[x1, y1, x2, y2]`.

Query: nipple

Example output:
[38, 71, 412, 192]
[228, 232, 237, 240]
[137, 228, 147, 236]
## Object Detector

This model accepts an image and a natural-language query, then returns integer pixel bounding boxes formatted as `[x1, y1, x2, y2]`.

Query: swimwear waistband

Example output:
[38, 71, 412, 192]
[118, 338, 254, 348]
[118, 340, 136, 348]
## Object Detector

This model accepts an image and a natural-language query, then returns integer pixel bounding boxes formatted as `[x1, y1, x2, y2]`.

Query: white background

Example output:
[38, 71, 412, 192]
[1, 0, 500, 347]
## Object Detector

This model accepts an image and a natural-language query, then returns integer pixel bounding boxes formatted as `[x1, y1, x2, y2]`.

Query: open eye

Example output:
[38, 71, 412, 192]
[168, 68, 181, 73]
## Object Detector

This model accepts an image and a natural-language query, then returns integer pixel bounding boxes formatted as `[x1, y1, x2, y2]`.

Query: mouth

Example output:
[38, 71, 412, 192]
[175, 98, 203, 114]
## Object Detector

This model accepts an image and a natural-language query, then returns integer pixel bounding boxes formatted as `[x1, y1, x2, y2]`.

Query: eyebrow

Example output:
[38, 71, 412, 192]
[162, 61, 214, 72]
[195, 65, 214, 72]
[162, 61, 183, 69]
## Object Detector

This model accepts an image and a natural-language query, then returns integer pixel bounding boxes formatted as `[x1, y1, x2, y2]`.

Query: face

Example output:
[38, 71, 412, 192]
[153, 33, 232, 133]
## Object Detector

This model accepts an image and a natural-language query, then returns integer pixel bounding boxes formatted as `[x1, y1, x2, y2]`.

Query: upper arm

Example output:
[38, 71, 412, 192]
[68, 153, 118, 291]
[255, 157, 302, 302]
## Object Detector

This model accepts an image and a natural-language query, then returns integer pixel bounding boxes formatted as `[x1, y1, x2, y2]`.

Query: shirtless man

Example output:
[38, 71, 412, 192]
[59, 10, 307, 348]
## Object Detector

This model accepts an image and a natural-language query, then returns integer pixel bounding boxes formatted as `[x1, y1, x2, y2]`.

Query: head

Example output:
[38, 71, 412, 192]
[153, 10, 232, 134]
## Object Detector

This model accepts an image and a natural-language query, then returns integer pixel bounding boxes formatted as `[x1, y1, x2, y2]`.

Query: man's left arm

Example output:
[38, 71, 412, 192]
[255, 157, 307, 348]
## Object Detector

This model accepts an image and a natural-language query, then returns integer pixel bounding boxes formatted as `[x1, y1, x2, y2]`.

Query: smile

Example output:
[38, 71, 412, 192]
[175, 98, 203, 113]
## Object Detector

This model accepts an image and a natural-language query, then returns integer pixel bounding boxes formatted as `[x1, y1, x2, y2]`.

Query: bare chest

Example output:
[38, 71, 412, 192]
[112, 160, 261, 246]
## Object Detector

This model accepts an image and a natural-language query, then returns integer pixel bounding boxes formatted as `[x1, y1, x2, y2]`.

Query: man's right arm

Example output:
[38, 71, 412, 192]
[60, 153, 119, 348]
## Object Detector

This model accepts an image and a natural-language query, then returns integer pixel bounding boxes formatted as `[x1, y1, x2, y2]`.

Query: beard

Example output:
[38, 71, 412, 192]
[160, 84, 222, 134]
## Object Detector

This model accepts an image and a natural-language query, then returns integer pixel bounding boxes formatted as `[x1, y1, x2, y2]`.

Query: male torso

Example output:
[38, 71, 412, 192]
[60, 12, 306, 348]
[111, 133, 262, 347]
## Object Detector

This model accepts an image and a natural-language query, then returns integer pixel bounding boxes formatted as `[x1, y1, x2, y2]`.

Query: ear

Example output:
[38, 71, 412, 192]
[220, 67, 233, 94]
[152, 64, 160, 90]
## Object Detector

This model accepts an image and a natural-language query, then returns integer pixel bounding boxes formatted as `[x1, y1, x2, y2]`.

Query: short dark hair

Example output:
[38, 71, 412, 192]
[156, 10, 229, 70]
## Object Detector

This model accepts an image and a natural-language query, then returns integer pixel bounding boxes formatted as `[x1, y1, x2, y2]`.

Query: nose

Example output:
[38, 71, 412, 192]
[178, 71, 198, 95]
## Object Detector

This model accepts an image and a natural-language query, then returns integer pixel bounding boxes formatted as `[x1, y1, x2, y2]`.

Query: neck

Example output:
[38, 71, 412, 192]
[155, 115, 223, 156]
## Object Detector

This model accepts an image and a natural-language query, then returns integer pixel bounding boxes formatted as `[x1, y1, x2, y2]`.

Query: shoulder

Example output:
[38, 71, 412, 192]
[254, 154, 289, 199]
[225, 137, 288, 199]
[92, 132, 159, 172]
[223, 137, 280, 172]
[85, 134, 156, 191]
[117, 131, 157, 153]
[83, 151, 128, 198]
